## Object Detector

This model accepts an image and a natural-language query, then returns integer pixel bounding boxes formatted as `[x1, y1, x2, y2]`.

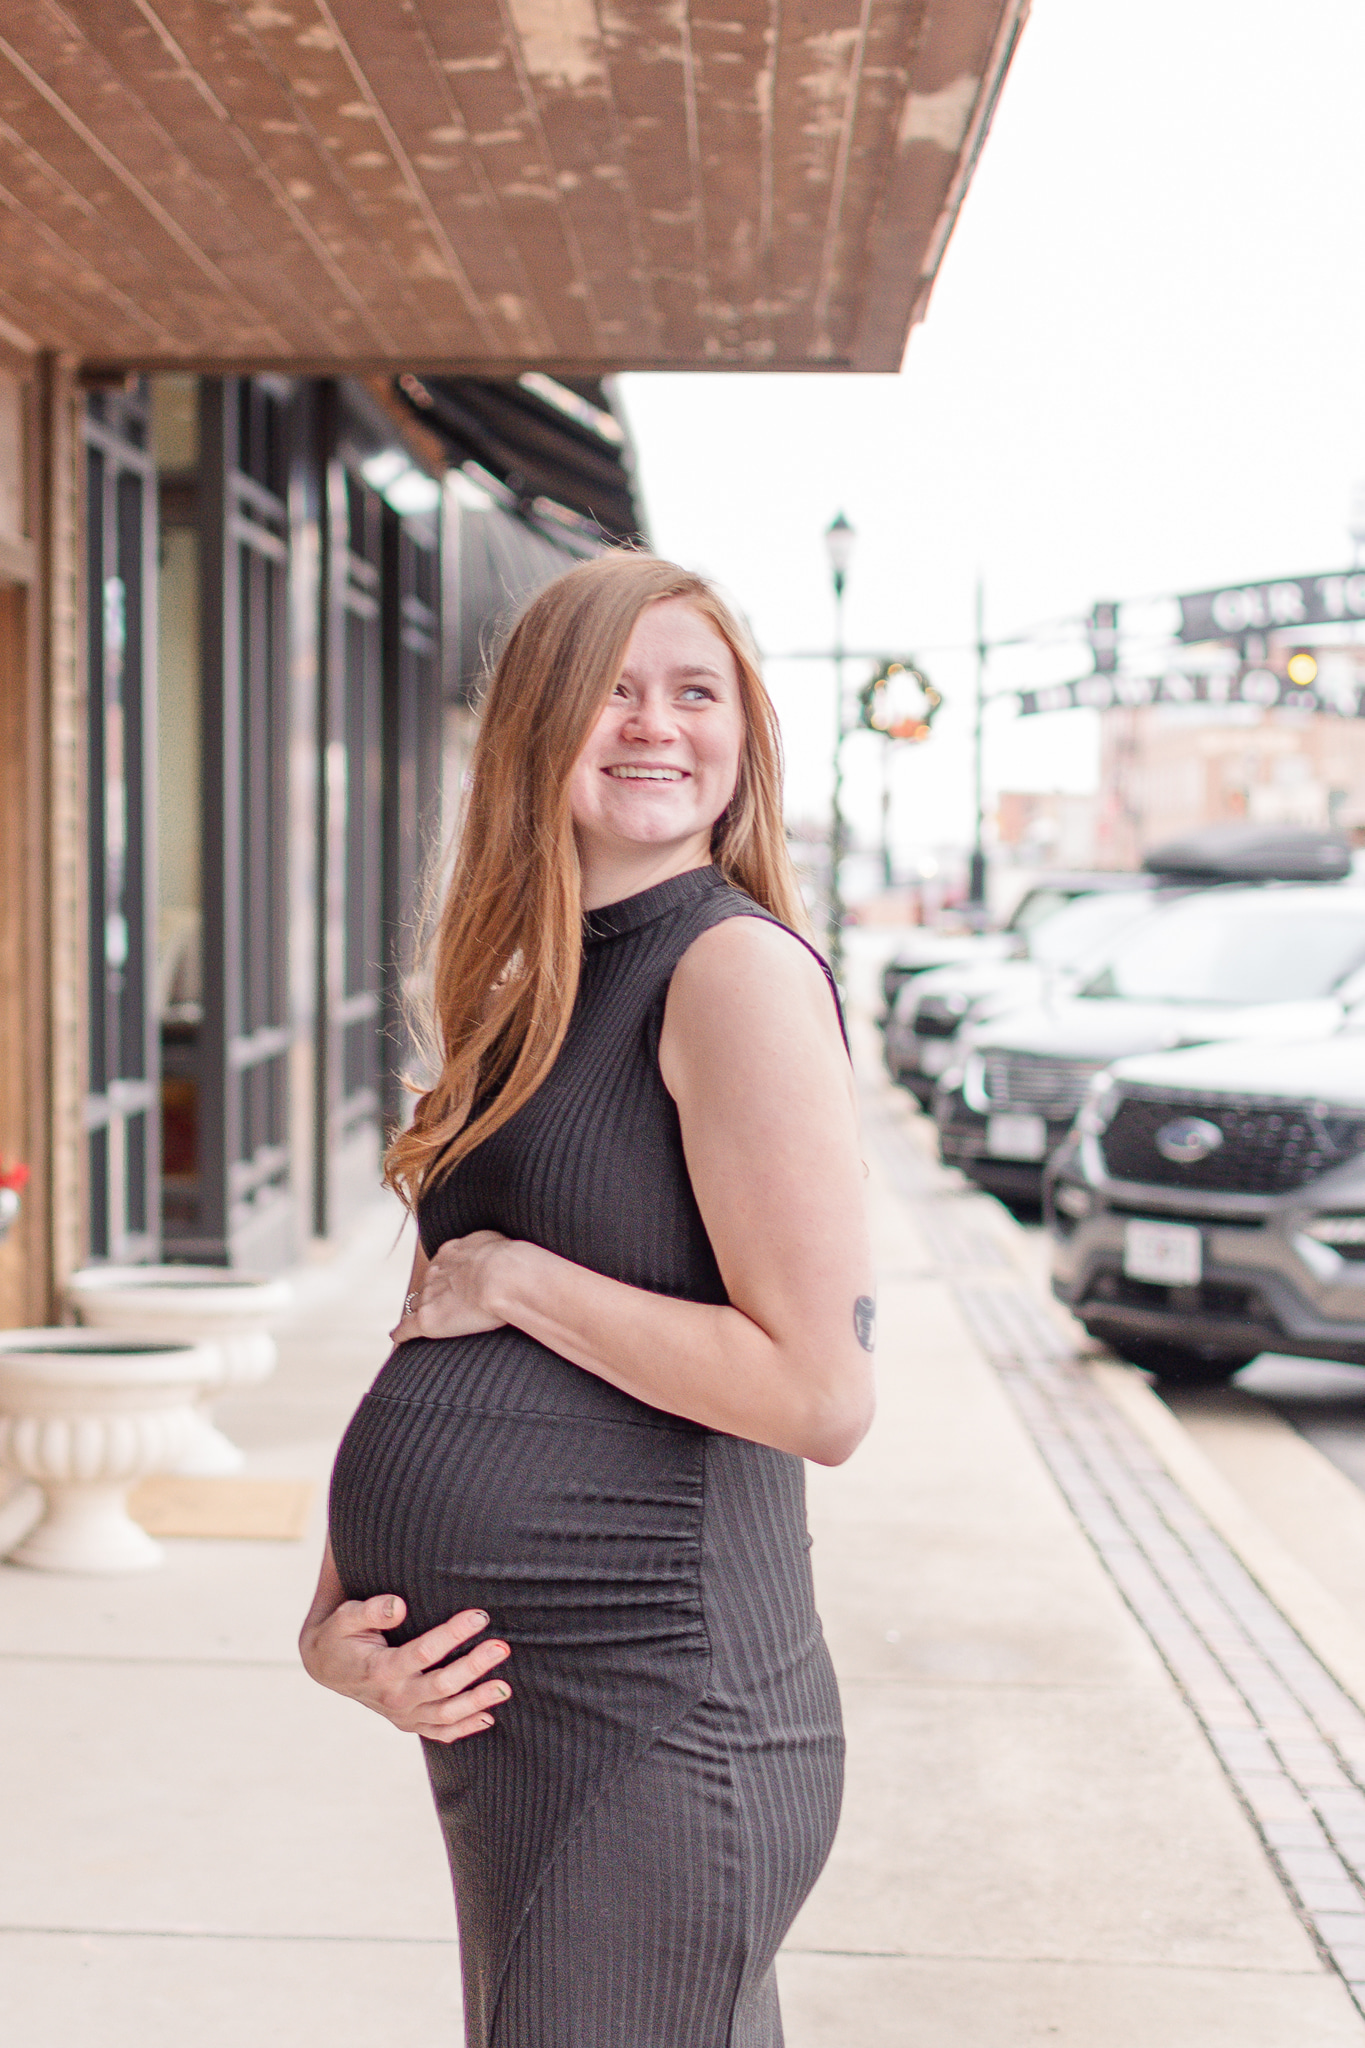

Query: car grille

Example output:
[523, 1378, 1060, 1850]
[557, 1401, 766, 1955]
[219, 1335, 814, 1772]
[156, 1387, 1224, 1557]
[1100, 1092, 1365, 1194]
[915, 998, 963, 1038]
[1083, 1269, 1266, 1320]
[980, 1051, 1106, 1118]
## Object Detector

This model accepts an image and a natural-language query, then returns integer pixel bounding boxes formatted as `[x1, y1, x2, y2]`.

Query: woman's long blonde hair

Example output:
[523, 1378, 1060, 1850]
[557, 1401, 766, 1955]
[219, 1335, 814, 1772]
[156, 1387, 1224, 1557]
[384, 551, 806, 1211]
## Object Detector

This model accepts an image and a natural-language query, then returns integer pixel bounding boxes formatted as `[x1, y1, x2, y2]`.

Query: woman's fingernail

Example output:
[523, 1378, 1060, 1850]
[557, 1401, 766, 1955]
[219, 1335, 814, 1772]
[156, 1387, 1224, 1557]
[494, 1683, 511, 1700]
[384, 1596, 400, 1621]
[471, 1611, 488, 1626]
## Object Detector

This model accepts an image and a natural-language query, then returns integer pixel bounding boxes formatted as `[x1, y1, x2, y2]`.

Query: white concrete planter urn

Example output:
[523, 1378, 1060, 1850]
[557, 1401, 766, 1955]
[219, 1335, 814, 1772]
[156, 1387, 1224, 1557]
[65, 1266, 294, 1476]
[0, 1329, 218, 1572]
[0, 1159, 29, 1245]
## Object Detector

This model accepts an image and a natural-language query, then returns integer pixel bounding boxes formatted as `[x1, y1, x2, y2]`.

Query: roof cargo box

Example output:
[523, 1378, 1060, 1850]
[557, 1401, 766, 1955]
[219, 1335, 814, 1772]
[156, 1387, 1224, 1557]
[1143, 823, 1352, 884]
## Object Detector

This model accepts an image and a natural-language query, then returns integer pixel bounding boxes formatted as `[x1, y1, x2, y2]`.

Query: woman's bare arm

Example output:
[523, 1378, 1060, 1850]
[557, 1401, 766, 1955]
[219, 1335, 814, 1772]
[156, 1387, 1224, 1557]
[394, 919, 875, 1465]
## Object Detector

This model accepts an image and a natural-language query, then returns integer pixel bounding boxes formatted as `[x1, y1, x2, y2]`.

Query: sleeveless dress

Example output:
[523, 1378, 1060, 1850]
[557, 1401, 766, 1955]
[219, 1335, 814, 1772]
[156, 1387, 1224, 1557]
[328, 866, 845, 2048]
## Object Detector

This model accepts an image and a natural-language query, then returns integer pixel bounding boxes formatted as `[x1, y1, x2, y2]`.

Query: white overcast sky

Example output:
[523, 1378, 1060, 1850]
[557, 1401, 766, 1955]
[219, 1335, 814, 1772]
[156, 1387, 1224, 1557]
[617, 0, 1365, 865]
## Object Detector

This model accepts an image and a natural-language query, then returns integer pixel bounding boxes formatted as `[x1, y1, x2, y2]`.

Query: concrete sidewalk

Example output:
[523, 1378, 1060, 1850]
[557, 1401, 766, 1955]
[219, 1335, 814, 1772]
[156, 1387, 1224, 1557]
[783, 1068, 1364, 2044]
[3, 1057, 1363, 2044]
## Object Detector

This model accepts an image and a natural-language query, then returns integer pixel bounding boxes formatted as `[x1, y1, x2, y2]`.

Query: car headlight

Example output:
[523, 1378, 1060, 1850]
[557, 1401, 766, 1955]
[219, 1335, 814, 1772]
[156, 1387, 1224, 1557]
[960, 1051, 988, 1113]
[1304, 1216, 1365, 1259]
[1077, 1072, 1120, 1138]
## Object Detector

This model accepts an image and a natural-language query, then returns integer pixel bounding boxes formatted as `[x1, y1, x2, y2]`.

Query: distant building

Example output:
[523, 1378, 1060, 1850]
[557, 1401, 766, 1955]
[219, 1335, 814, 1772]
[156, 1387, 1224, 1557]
[994, 791, 1103, 871]
[1094, 703, 1365, 868]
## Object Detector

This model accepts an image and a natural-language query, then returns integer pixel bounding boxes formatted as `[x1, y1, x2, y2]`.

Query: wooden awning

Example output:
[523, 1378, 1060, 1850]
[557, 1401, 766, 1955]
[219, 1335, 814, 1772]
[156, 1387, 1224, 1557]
[0, 1, 1027, 377]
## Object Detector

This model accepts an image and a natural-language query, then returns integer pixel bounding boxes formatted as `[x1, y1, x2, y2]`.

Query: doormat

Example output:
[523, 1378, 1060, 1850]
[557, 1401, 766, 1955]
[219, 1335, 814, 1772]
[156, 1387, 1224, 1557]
[129, 1476, 315, 1541]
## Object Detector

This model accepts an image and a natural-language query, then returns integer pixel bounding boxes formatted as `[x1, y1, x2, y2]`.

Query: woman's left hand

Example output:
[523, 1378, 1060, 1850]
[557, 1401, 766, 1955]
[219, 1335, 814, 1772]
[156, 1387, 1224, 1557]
[390, 1230, 512, 1344]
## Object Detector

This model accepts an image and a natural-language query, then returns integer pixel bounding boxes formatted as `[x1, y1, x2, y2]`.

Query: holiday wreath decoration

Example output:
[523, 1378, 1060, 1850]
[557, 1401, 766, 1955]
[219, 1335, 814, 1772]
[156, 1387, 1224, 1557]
[858, 658, 942, 742]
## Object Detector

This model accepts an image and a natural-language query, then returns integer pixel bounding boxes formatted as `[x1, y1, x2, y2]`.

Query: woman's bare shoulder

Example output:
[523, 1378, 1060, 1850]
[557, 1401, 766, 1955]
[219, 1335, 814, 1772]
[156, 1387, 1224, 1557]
[664, 914, 842, 1063]
[673, 912, 828, 995]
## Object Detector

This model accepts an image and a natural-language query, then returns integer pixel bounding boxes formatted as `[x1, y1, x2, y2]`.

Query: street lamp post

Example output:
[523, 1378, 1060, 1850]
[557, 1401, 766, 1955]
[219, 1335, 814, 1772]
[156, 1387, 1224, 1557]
[1350, 481, 1365, 571]
[824, 512, 855, 981]
[968, 574, 988, 917]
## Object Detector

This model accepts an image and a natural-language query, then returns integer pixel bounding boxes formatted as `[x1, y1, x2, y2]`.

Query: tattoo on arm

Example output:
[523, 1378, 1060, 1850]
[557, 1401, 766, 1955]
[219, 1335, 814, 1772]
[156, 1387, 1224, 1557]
[854, 1295, 876, 1353]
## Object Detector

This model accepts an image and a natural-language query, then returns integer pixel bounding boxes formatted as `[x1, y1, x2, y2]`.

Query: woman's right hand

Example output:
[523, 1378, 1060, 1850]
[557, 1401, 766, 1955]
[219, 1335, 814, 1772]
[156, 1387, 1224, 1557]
[300, 1593, 512, 1744]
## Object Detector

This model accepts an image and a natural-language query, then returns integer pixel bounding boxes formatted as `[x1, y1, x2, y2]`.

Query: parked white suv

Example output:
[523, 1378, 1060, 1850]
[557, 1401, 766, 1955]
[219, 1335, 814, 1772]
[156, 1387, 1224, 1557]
[936, 877, 1365, 1205]
[884, 883, 1161, 1105]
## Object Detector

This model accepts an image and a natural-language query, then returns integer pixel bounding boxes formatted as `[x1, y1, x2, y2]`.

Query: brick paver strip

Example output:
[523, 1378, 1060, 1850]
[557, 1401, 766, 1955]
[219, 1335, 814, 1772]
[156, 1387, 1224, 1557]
[868, 1099, 1365, 2008]
[953, 1274, 1365, 2011]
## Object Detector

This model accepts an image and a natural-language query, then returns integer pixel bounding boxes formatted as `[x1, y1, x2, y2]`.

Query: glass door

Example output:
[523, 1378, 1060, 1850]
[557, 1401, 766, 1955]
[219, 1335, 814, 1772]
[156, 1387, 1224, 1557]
[317, 437, 385, 1236]
[381, 508, 441, 1130]
[195, 378, 296, 1266]
[84, 386, 159, 1264]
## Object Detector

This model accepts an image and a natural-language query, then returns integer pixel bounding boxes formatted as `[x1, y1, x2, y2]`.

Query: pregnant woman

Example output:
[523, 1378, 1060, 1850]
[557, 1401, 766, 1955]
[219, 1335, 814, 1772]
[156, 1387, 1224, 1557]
[301, 552, 875, 2047]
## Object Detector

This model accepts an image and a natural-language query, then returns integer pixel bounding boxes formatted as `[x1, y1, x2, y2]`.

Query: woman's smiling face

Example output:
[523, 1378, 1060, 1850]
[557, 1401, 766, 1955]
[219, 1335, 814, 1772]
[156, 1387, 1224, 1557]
[568, 597, 744, 871]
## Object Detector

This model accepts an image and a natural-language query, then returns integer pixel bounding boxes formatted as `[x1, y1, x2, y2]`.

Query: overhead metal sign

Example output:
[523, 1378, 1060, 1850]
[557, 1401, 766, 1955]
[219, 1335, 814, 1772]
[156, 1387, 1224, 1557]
[1177, 570, 1365, 642]
[1017, 665, 1365, 720]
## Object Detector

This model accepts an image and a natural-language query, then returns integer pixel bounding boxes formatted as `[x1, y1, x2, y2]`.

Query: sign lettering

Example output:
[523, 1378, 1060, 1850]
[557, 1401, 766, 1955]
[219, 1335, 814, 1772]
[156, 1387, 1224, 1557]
[1179, 571, 1365, 642]
[1016, 666, 1365, 720]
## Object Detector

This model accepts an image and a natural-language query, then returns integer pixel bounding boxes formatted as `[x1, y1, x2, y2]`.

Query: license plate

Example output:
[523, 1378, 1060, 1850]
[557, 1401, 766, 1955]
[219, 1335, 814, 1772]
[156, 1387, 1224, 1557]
[986, 1113, 1047, 1161]
[1123, 1219, 1202, 1285]
[920, 1038, 954, 1076]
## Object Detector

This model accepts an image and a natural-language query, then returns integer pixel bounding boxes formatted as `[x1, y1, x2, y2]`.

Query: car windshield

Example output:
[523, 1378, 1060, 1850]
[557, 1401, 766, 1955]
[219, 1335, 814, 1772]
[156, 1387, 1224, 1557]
[1077, 892, 1365, 1004]
[1005, 886, 1077, 935]
[1027, 890, 1154, 967]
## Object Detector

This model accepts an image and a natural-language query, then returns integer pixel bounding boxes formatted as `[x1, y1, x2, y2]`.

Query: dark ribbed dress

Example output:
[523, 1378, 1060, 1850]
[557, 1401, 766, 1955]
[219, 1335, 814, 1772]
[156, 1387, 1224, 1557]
[328, 866, 845, 2048]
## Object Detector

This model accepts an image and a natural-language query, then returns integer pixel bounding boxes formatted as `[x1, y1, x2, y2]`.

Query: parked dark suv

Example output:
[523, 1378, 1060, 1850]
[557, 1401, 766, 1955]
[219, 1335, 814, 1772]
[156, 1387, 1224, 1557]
[1047, 1031, 1365, 1385]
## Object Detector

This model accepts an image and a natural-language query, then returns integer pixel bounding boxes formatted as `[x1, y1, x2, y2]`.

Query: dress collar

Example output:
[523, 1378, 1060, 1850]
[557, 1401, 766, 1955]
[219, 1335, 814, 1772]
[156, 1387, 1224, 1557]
[583, 864, 728, 944]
